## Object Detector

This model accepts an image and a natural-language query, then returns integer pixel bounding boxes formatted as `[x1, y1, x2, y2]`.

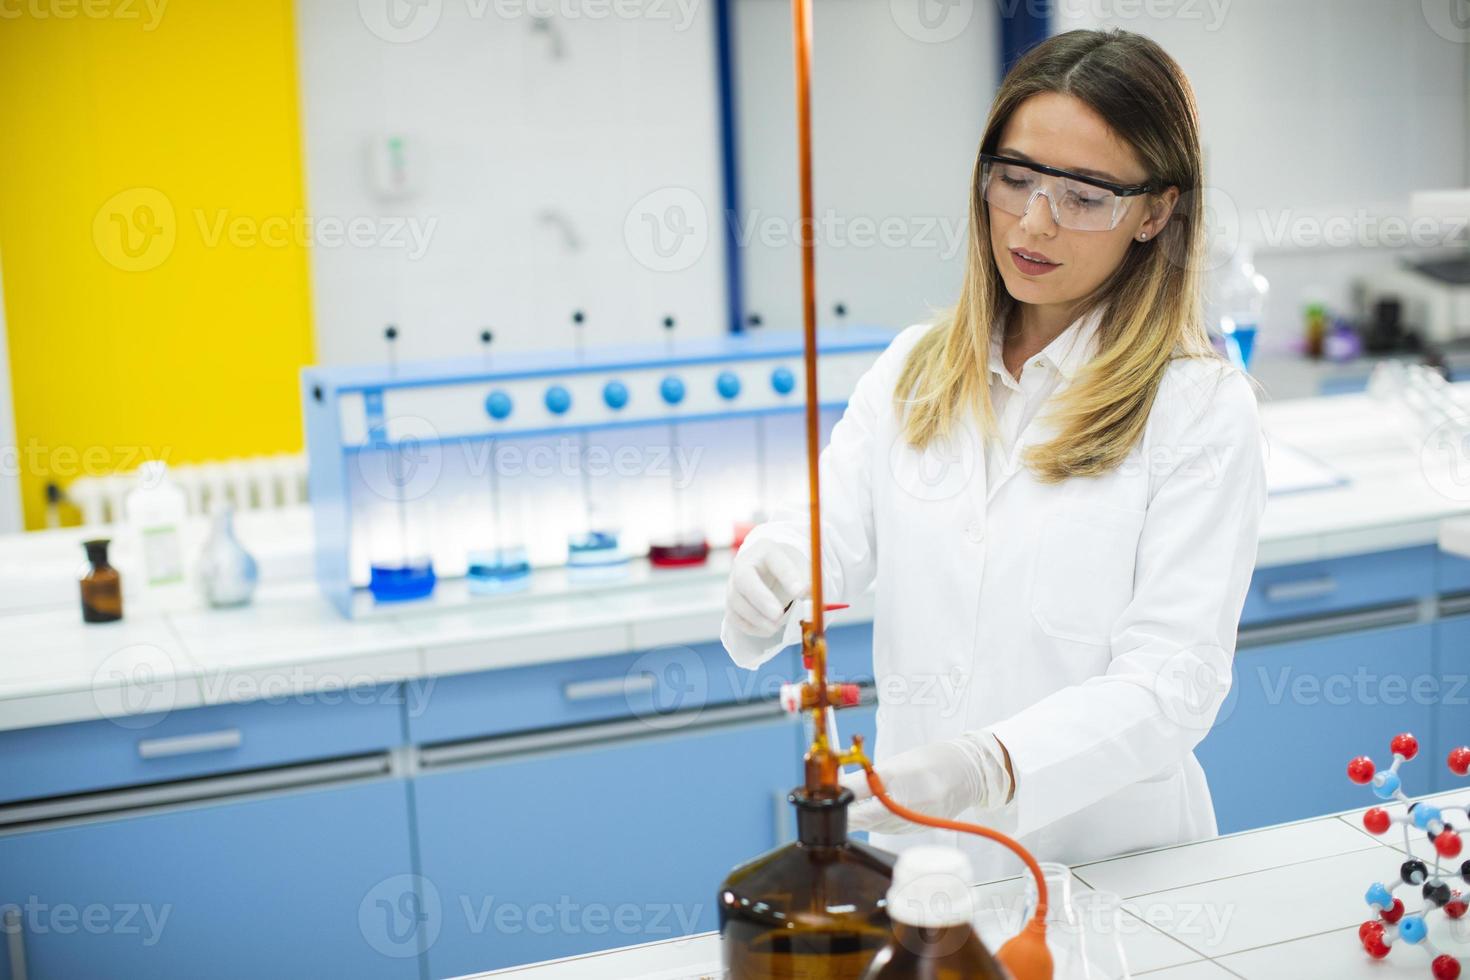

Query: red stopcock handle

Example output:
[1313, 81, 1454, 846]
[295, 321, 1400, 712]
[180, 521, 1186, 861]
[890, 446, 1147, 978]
[800, 603, 849, 670]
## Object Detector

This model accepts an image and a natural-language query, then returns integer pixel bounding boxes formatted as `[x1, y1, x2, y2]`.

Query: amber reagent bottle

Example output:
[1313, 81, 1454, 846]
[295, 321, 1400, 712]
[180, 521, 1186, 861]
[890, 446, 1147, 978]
[720, 786, 896, 979]
[80, 538, 123, 623]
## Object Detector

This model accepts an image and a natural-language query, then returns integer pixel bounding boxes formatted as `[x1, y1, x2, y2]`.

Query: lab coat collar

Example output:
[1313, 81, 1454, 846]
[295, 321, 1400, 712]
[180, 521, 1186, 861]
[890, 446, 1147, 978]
[981, 305, 1105, 504]
[987, 305, 1105, 383]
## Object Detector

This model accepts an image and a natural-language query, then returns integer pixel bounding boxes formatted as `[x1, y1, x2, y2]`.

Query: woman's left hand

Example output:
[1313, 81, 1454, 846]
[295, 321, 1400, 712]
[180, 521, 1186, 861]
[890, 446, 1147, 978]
[839, 732, 1013, 834]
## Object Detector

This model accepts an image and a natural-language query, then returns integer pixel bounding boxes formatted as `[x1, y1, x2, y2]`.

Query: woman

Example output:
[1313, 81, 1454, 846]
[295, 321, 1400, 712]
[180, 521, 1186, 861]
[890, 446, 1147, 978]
[720, 28, 1268, 880]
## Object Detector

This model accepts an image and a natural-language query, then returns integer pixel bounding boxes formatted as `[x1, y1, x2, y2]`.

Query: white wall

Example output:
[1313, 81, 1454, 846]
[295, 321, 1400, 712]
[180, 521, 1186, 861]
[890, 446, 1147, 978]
[296, 0, 729, 365]
[0, 247, 20, 534]
[295, 0, 1465, 373]
[732, 0, 998, 334]
[1054, 0, 1469, 362]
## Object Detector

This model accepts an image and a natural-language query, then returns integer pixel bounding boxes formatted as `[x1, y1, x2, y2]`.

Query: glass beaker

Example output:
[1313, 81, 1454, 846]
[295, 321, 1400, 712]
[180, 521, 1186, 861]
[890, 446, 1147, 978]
[466, 438, 531, 595]
[648, 535, 710, 567]
[363, 438, 437, 603]
[720, 788, 896, 979]
[1071, 890, 1132, 980]
[465, 545, 531, 594]
[649, 422, 709, 567]
[1022, 862, 1131, 979]
[566, 431, 628, 581]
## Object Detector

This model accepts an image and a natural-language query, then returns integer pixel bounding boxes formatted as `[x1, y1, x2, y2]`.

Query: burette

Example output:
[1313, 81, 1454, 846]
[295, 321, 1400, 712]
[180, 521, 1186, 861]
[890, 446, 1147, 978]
[780, 0, 1054, 974]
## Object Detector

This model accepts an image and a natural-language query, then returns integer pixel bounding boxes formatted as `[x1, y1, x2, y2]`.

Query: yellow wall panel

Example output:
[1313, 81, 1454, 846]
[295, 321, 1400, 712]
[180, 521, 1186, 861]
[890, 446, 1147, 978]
[0, 0, 314, 528]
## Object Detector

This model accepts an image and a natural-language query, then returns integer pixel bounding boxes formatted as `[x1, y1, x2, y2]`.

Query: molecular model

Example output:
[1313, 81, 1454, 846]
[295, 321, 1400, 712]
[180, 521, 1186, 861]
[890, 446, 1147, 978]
[1349, 733, 1470, 978]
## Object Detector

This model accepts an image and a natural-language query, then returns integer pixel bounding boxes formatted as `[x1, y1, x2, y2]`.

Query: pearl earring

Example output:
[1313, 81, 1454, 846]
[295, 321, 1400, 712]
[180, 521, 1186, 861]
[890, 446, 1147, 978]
[1138, 232, 1148, 241]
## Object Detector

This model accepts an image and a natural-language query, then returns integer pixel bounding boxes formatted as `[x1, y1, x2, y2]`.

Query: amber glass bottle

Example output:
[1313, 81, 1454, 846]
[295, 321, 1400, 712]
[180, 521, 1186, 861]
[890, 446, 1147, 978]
[861, 846, 1006, 980]
[720, 787, 896, 979]
[79, 538, 123, 623]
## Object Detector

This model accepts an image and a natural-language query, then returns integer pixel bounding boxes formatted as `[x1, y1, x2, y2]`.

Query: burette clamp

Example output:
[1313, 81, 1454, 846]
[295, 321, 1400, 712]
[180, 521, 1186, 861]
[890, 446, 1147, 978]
[779, 681, 862, 714]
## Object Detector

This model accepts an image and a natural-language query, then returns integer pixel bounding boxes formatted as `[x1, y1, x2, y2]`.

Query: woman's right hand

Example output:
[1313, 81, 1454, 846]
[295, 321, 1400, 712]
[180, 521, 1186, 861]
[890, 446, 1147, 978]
[724, 537, 810, 638]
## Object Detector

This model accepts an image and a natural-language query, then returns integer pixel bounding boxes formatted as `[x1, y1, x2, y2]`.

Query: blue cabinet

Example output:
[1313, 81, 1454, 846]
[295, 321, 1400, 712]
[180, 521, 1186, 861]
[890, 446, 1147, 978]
[1197, 622, 1434, 833]
[412, 714, 801, 976]
[0, 689, 406, 806]
[1433, 615, 1470, 794]
[1240, 547, 1433, 627]
[1440, 554, 1470, 595]
[407, 643, 798, 746]
[0, 779, 418, 980]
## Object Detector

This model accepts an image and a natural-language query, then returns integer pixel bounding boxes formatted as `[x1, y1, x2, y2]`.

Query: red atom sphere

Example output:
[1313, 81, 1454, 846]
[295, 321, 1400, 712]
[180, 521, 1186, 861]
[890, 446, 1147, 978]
[1382, 898, 1406, 924]
[1392, 733, 1420, 760]
[1439, 829, 1465, 859]
[1361, 920, 1388, 958]
[1449, 894, 1468, 919]
[1349, 757, 1377, 784]
[1434, 954, 1462, 980]
[1364, 808, 1391, 834]
[1451, 747, 1470, 777]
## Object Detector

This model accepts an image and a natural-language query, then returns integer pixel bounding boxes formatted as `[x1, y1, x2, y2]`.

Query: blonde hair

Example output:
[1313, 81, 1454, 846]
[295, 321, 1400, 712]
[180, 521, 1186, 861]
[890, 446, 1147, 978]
[895, 29, 1221, 482]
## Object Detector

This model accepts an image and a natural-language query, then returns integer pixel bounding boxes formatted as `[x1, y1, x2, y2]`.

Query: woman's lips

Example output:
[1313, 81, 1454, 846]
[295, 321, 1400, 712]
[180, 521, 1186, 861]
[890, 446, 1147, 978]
[1010, 248, 1060, 276]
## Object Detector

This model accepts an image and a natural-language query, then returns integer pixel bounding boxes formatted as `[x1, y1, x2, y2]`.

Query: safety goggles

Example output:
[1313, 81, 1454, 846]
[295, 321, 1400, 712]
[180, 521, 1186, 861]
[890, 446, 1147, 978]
[979, 153, 1160, 232]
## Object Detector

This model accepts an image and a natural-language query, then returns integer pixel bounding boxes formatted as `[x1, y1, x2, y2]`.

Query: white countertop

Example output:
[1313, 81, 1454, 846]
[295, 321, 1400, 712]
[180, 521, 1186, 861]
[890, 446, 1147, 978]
[2, 386, 1468, 733]
[1254, 390, 1470, 565]
[457, 790, 1470, 979]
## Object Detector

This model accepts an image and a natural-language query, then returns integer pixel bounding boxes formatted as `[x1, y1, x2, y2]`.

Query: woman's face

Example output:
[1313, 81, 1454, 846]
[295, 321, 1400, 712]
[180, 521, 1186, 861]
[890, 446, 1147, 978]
[986, 91, 1178, 317]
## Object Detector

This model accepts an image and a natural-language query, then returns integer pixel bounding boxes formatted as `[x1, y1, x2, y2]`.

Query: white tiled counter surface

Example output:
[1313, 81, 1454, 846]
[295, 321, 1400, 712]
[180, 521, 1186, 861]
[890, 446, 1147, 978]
[4, 386, 1470, 732]
[459, 791, 1470, 979]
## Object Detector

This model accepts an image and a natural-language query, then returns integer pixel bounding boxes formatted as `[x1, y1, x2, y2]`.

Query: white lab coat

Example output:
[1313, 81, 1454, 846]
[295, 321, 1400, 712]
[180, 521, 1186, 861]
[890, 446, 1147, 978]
[721, 312, 1269, 882]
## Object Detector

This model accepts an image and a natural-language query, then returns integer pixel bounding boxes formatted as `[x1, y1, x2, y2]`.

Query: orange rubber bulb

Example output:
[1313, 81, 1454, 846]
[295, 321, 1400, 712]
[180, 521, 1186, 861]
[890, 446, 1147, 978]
[997, 920, 1054, 980]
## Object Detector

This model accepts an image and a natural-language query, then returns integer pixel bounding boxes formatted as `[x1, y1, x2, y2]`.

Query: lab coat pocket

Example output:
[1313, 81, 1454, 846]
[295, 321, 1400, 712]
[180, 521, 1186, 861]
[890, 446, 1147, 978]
[1030, 502, 1145, 647]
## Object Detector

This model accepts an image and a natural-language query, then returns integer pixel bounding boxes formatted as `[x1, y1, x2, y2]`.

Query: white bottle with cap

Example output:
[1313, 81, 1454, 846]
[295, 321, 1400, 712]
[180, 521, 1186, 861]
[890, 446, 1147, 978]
[862, 845, 1007, 979]
[124, 460, 191, 609]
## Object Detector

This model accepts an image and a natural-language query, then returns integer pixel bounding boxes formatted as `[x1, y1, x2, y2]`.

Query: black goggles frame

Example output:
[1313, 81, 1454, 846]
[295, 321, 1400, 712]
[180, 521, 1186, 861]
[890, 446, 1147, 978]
[978, 152, 1162, 198]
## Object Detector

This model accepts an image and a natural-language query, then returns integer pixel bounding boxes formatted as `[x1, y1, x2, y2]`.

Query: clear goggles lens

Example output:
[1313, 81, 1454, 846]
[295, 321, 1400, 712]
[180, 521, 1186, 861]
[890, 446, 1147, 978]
[981, 158, 1134, 232]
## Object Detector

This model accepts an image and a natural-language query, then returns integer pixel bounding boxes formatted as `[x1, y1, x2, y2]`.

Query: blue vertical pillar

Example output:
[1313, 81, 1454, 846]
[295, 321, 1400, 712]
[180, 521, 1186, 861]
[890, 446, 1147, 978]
[998, 0, 1051, 80]
[713, 0, 748, 334]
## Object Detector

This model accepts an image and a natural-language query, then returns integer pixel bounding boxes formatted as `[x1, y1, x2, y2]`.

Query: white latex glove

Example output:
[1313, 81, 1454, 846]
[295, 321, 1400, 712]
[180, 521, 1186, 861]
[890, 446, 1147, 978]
[839, 732, 1013, 835]
[724, 538, 810, 639]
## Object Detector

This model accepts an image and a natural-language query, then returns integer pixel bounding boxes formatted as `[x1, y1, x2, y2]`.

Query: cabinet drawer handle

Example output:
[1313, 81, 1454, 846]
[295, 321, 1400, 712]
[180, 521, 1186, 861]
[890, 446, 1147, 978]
[1264, 576, 1337, 603]
[563, 674, 657, 702]
[4, 905, 27, 980]
[137, 728, 243, 759]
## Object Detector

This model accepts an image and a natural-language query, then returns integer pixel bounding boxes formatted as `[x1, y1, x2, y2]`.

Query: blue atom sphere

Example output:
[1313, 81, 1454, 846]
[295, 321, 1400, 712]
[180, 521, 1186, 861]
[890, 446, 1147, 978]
[1373, 771, 1402, 799]
[1399, 915, 1428, 943]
